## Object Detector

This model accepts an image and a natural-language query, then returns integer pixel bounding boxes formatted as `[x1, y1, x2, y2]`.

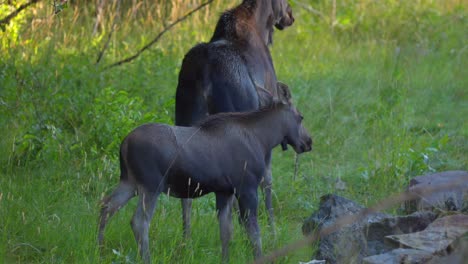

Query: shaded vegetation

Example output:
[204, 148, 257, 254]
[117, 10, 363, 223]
[1, 0, 467, 263]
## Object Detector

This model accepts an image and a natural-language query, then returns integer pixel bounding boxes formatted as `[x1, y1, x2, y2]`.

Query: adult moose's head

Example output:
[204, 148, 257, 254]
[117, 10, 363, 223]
[265, 0, 294, 45]
[210, 0, 294, 46]
[273, 0, 294, 30]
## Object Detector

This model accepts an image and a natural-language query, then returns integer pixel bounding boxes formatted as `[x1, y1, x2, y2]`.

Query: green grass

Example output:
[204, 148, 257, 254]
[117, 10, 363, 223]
[1, 0, 467, 263]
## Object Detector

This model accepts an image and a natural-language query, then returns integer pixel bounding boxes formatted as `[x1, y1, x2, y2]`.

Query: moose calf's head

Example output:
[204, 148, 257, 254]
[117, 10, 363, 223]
[280, 104, 312, 154]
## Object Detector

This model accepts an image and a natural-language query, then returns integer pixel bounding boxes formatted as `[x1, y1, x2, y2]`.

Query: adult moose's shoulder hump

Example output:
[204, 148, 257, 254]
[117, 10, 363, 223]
[210, 0, 294, 45]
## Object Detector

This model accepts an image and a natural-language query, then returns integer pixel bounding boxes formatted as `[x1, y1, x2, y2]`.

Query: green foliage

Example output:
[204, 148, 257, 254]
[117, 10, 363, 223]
[0, 0, 467, 263]
[12, 123, 64, 166]
[0, 1, 28, 49]
[84, 87, 160, 158]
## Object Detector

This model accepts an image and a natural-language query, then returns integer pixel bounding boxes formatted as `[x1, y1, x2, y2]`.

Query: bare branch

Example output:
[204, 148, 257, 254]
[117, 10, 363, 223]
[102, 0, 215, 71]
[252, 179, 467, 264]
[96, 0, 121, 64]
[0, 0, 41, 28]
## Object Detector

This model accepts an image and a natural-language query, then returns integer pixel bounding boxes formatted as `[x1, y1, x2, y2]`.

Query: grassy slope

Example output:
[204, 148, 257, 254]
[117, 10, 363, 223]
[1, 1, 467, 263]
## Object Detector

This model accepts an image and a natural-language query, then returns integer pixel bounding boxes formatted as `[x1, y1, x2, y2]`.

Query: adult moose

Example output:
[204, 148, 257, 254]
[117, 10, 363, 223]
[175, 0, 295, 238]
[98, 102, 312, 263]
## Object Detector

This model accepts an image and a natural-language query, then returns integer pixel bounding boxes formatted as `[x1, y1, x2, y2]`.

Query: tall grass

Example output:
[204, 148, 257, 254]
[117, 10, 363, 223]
[1, 0, 466, 263]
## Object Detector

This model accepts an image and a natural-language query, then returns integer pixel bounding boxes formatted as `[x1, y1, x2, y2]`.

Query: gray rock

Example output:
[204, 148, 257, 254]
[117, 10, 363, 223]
[365, 211, 437, 255]
[302, 195, 390, 264]
[386, 214, 468, 254]
[426, 231, 468, 264]
[364, 214, 468, 264]
[405, 171, 468, 213]
[362, 248, 433, 264]
[302, 195, 438, 264]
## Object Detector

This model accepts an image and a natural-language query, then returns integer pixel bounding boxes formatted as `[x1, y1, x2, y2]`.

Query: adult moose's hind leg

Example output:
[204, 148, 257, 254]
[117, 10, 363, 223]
[216, 193, 234, 263]
[181, 199, 192, 238]
[238, 189, 262, 259]
[131, 188, 159, 264]
[98, 181, 135, 247]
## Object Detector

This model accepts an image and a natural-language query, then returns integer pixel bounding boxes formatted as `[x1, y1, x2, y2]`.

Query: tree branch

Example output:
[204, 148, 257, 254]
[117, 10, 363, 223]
[102, 0, 215, 71]
[0, 0, 41, 28]
[291, 0, 326, 20]
[96, 0, 121, 64]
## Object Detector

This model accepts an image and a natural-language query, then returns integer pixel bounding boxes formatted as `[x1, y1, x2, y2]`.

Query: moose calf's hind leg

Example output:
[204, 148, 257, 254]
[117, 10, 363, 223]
[98, 182, 135, 247]
[131, 190, 159, 264]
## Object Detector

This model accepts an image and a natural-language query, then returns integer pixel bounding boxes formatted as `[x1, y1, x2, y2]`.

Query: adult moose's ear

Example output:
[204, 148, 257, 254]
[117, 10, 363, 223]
[277, 81, 292, 105]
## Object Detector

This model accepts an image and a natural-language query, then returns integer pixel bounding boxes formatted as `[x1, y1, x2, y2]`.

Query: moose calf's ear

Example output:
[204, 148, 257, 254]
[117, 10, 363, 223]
[277, 81, 292, 104]
[255, 84, 274, 106]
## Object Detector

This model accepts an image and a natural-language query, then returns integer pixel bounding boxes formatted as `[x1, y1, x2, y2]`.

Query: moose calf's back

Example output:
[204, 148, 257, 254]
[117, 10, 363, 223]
[121, 123, 267, 197]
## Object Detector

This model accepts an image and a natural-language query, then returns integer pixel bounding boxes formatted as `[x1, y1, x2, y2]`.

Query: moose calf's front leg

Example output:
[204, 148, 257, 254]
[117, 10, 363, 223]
[131, 191, 159, 264]
[216, 193, 234, 263]
[261, 160, 275, 235]
[238, 190, 262, 258]
[181, 198, 192, 238]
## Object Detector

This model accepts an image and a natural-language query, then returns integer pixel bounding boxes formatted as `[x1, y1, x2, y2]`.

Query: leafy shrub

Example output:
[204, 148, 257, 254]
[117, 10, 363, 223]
[9, 85, 170, 166]
[12, 123, 63, 165]
[83, 87, 166, 158]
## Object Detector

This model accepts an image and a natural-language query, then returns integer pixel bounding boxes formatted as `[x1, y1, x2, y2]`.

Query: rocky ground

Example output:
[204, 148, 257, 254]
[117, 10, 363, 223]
[302, 171, 468, 264]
